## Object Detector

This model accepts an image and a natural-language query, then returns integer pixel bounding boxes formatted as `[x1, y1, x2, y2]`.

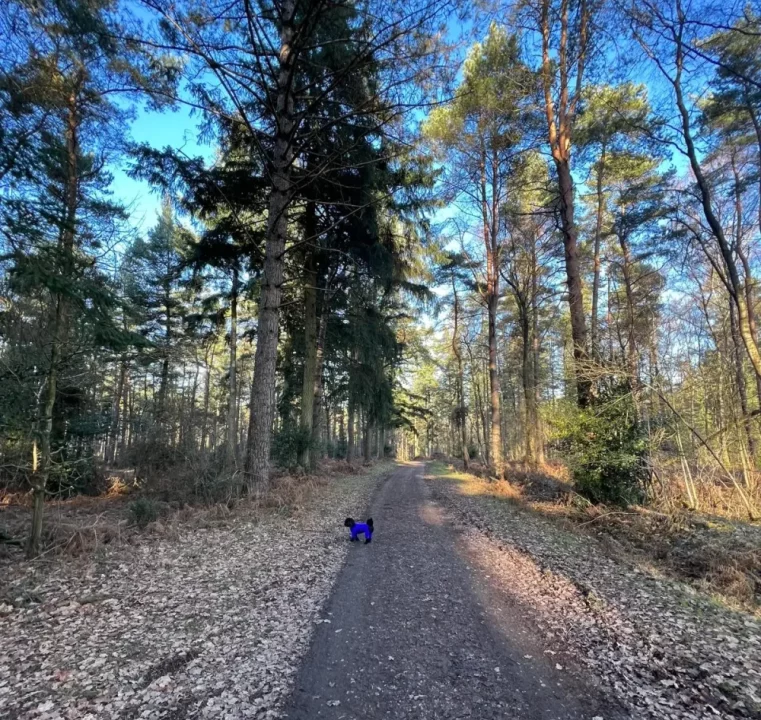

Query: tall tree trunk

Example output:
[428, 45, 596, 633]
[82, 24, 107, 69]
[519, 303, 540, 465]
[121, 373, 132, 456]
[238, 368, 247, 451]
[188, 359, 200, 452]
[363, 415, 371, 463]
[324, 402, 331, 456]
[531, 238, 545, 464]
[201, 344, 214, 451]
[178, 362, 188, 448]
[480, 149, 503, 478]
[29, 301, 61, 557]
[557, 159, 590, 405]
[730, 300, 758, 462]
[729, 153, 758, 463]
[299, 245, 317, 469]
[540, 0, 591, 407]
[107, 357, 127, 465]
[227, 267, 239, 466]
[347, 398, 355, 462]
[311, 302, 328, 468]
[470, 345, 488, 465]
[157, 276, 172, 437]
[451, 278, 469, 469]
[520, 309, 532, 462]
[618, 231, 639, 395]
[731, 151, 761, 406]
[338, 406, 345, 447]
[246, 0, 296, 491]
[487, 293, 503, 478]
[29, 80, 81, 557]
[590, 146, 606, 357]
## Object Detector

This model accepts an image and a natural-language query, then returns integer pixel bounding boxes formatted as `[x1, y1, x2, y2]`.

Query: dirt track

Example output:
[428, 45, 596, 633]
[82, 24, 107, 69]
[284, 462, 622, 720]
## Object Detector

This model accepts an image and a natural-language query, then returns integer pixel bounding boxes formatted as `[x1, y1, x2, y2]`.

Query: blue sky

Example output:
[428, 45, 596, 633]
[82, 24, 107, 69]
[110, 103, 206, 232]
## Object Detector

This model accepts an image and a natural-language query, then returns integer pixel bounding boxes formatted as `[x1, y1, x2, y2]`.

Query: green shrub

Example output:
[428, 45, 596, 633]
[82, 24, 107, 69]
[128, 497, 161, 527]
[564, 385, 649, 506]
[271, 425, 313, 469]
[49, 454, 101, 497]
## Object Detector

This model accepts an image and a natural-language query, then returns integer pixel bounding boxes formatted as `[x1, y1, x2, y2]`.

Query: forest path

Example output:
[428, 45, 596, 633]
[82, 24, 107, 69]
[283, 462, 622, 720]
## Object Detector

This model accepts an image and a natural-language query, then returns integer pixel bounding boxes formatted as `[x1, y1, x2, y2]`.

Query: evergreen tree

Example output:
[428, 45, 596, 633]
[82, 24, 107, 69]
[424, 24, 536, 478]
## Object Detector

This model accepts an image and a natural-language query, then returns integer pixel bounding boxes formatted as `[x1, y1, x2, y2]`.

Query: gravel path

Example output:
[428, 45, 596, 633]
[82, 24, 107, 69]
[284, 462, 623, 720]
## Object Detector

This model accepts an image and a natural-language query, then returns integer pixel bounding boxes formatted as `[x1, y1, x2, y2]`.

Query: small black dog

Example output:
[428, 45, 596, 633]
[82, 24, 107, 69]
[344, 517, 373, 543]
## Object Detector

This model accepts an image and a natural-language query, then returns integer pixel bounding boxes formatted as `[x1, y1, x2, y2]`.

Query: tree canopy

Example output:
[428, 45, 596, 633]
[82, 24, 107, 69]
[4, 0, 761, 554]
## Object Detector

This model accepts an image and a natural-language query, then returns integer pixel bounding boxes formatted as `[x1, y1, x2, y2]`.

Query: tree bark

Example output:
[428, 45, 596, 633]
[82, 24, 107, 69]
[121, 372, 132, 455]
[540, 0, 591, 407]
[487, 293, 503, 478]
[519, 304, 536, 463]
[29, 80, 81, 557]
[451, 277, 469, 469]
[201, 344, 214, 452]
[29, 300, 61, 557]
[188, 359, 199, 451]
[347, 397, 355, 462]
[618, 230, 639, 395]
[299, 248, 317, 469]
[227, 267, 239, 466]
[729, 300, 758, 462]
[531, 238, 545, 463]
[311, 300, 328, 468]
[557, 159, 590, 405]
[480, 148, 503, 478]
[590, 146, 606, 357]
[731, 151, 761, 406]
[107, 357, 127, 465]
[246, 0, 297, 492]
[363, 416, 371, 463]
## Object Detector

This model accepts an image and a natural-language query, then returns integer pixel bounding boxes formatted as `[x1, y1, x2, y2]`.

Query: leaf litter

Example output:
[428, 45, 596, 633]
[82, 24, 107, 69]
[0, 464, 389, 720]
[427, 466, 761, 720]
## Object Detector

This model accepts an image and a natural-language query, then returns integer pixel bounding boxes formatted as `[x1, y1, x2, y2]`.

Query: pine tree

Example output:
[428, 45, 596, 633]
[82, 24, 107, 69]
[0, 0, 153, 555]
[122, 199, 193, 440]
[424, 24, 536, 478]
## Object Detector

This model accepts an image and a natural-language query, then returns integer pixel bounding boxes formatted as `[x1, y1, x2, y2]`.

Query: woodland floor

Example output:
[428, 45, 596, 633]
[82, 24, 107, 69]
[1, 460, 760, 720]
[0, 462, 391, 720]
[425, 462, 761, 720]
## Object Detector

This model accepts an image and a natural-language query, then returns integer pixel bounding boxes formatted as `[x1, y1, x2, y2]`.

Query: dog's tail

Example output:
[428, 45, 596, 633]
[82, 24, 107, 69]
[366, 518, 374, 530]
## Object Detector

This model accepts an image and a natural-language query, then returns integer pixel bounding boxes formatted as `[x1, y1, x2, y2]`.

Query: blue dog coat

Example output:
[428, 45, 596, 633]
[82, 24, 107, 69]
[350, 522, 372, 541]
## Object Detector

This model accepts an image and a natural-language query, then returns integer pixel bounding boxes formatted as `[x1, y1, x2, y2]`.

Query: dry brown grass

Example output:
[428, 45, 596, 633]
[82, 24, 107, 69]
[648, 458, 761, 520]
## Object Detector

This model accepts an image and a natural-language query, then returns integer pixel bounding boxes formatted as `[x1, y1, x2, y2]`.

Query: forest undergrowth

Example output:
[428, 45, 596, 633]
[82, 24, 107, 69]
[0, 459, 378, 561]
